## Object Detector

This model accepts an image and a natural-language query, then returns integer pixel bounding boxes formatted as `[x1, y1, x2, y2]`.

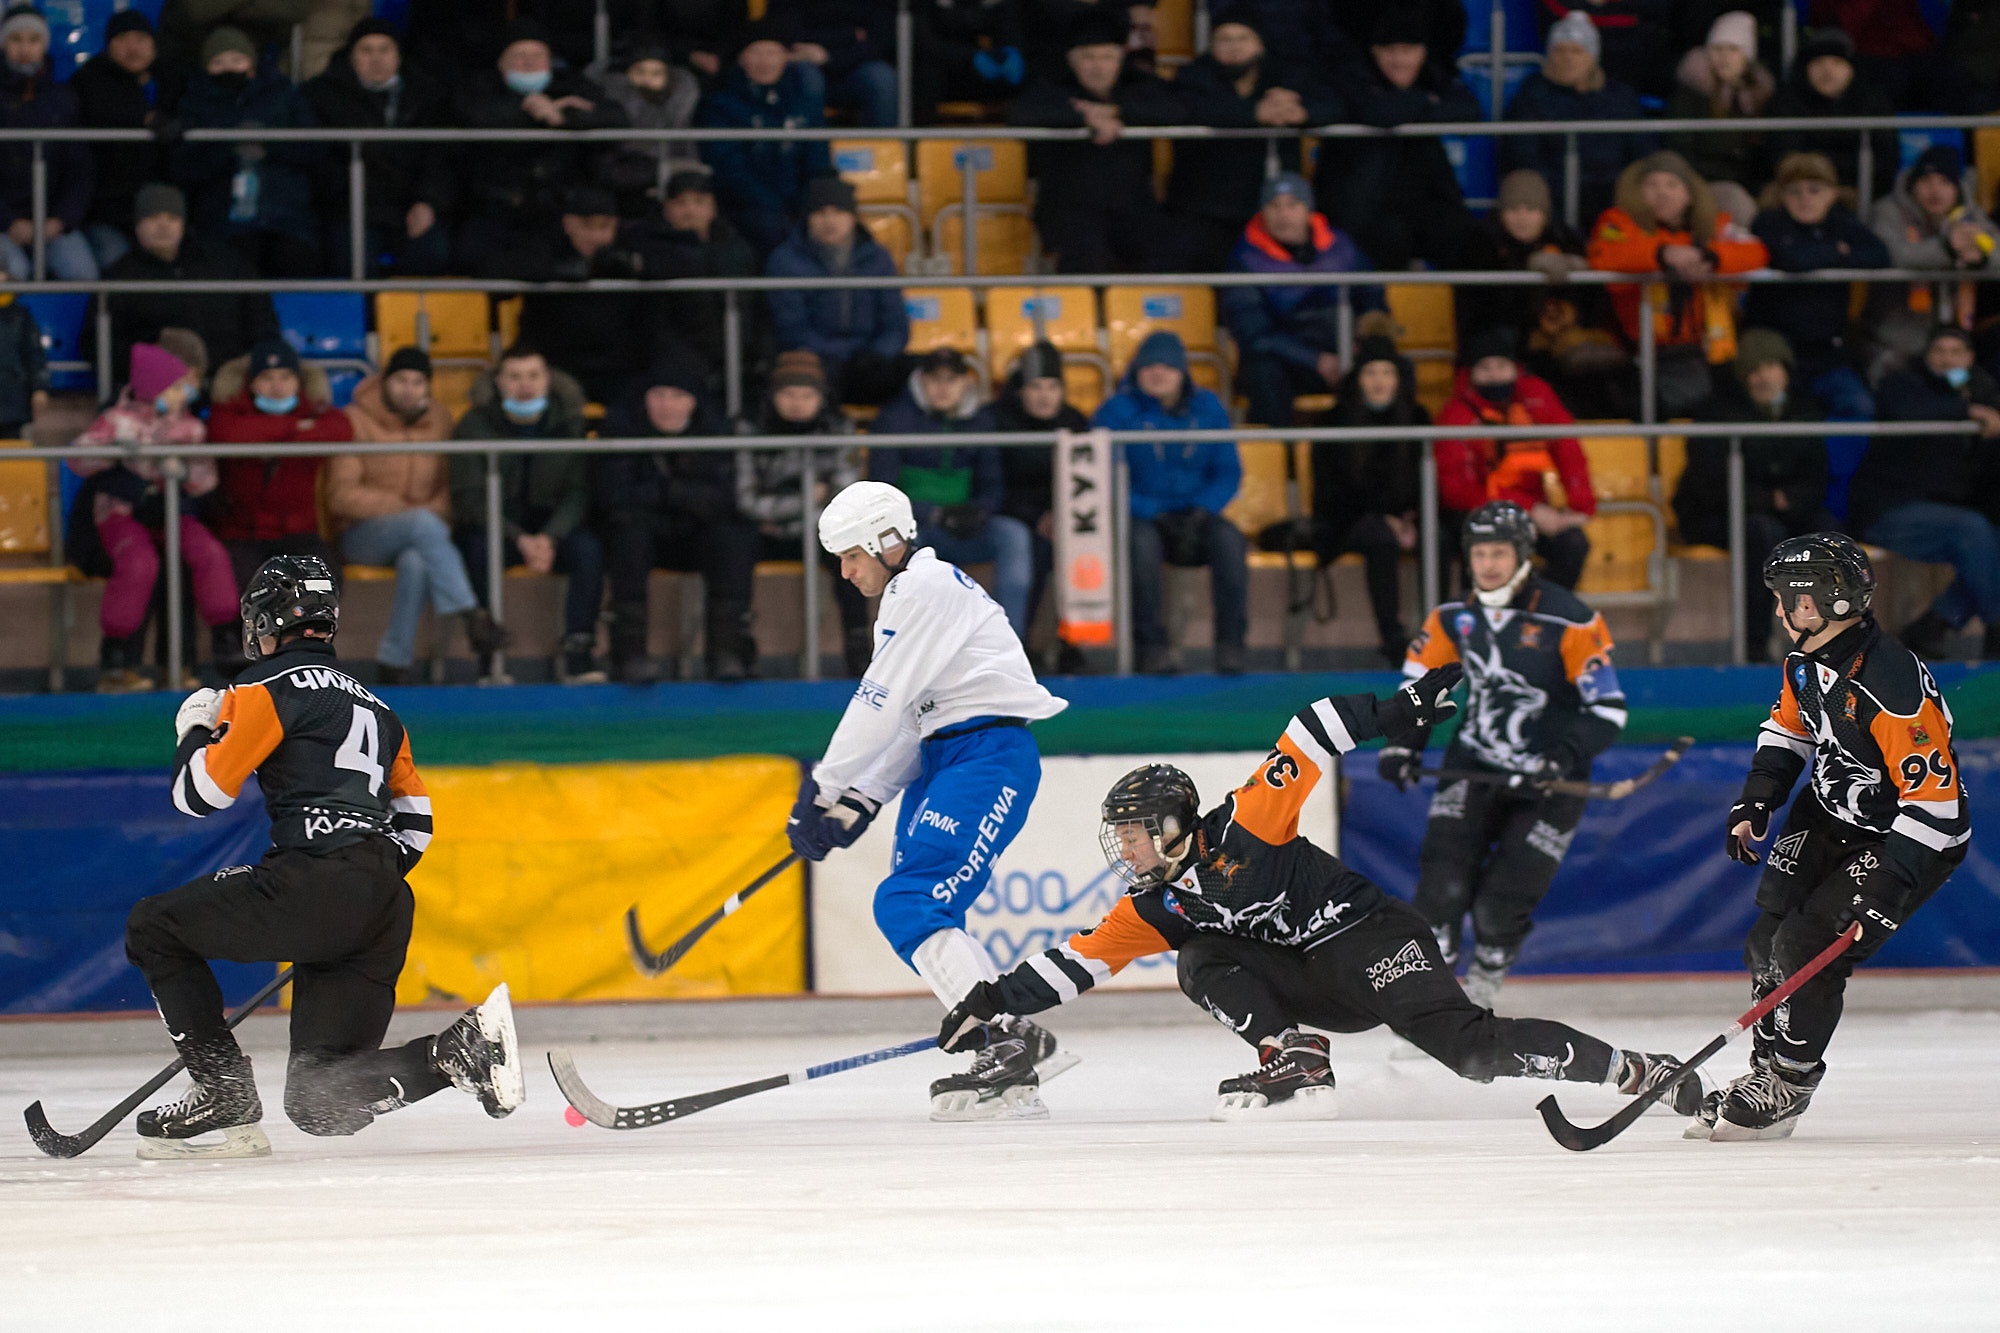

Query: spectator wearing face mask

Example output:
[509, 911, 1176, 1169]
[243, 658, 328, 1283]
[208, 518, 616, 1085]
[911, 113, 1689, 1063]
[330, 346, 510, 686]
[1500, 13, 1654, 230]
[696, 21, 834, 258]
[0, 4, 97, 281]
[592, 33, 702, 215]
[1666, 11, 1776, 193]
[69, 8, 159, 272]
[302, 17, 451, 277]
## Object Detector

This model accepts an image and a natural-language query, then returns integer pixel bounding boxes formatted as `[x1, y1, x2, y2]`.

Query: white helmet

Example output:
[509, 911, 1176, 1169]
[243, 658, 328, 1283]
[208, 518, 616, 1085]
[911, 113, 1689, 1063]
[818, 480, 918, 558]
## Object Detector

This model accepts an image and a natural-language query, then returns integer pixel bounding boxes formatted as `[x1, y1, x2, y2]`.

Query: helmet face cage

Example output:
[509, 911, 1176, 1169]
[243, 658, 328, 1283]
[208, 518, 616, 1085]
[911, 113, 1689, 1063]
[1461, 500, 1536, 565]
[1763, 533, 1874, 621]
[240, 555, 341, 660]
[1099, 764, 1200, 888]
[1099, 812, 1190, 888]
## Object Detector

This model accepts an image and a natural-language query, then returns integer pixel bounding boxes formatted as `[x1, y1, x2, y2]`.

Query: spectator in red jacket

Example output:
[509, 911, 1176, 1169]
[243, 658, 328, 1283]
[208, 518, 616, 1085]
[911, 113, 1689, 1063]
[208, 337, 352, 597]
[1434, 328, 1596, 590]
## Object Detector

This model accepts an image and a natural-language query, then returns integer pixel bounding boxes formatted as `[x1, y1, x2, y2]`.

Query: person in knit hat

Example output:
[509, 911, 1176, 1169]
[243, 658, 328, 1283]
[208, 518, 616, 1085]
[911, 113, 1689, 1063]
[1533, 0, 1677, 100]
[1767, 29, 1898, 197]
[66, 340, 233, 691]
[156, 0, 307, 79]
[1458, 168, 1593, 352]
[1666, 10, 1776, 192]
[0, 2, 99, 281]
[1500, 12, 1653, 227]
[71, 8, 163, 270]
[694, 22, 833, 258]
[1866, 142, 2000, 369]
[0, 259, 45, 436]
[764, 172, 907, 406]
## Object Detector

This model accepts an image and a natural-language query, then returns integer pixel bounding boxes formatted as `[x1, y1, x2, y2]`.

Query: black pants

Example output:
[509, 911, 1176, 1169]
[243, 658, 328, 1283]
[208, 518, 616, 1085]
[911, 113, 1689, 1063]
[1316, 512, 1407, 643]
[1238, 353, 1335, 429]
[1412, 758, 1588, 965]
[1742, 795, 1963, 1069]
[124, 838, 449, 1135]
[602, 510, 760, 608]
[455, 524, 605, 638]
[1176, 899, 1616, 1085]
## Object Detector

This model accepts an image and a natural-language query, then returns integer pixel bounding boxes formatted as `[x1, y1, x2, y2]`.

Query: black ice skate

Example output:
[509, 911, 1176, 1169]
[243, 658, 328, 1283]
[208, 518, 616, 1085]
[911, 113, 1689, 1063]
[1709, 1057, 1823, 1141]
[1609, 1049, 1708, 1118]
[430, 983, 524, 1119]
[1461, 943, 1515, 1012]
[1213, 1028, 1337, 1121]
[136, 1034, 269, 1160]
[992, 1013, 1080, 1082]
[930, 1033, 1046, 1122]
[1685, 1052, 1769, 1140]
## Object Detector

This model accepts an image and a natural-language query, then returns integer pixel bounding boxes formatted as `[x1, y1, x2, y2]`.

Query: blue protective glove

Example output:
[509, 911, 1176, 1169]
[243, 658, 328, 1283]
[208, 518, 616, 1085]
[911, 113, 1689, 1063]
[972, 48, 1001, 82]
[824, 792, 880, 850]
[787, 776, 838, 862]
[998, 47, 1024, 85]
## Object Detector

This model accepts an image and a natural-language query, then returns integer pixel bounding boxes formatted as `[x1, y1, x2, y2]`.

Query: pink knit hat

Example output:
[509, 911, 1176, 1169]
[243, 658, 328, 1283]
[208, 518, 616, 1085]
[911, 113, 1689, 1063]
[130, 342, 191, 402]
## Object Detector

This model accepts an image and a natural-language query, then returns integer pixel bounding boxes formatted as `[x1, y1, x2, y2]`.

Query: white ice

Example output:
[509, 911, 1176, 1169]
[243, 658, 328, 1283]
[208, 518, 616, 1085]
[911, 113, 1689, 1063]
[3, 1008, 1998, 1332]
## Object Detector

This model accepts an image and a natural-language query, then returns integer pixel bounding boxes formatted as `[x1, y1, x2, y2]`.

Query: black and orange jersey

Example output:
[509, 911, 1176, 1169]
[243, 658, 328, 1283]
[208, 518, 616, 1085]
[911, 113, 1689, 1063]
[985, 693, 1388, 1016]
[170, 640, 432, 874]
[1747, 616, 1968, 896]
[1402, 574, 1626, 773]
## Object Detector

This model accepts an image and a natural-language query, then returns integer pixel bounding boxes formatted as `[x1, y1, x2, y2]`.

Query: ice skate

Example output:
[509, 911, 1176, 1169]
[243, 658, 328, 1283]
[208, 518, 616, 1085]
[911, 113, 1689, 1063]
[1461, 943, 1515, 1011]
[1609, 1049, 1707, 1117]
[430, 983, 524, 1119]
[993, 1013, 1080, 1082]
[1685, 1054, 1768, 1139]
[930, 1032, 1047, 1121]
[136, 1035, 269, 1160]
[1710, 1058, 1823, 1141]
[1213, 1029, 1338, 1121]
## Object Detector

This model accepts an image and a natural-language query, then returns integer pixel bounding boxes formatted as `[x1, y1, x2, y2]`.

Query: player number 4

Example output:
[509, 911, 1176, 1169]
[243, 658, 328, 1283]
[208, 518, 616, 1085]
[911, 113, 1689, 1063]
[335, 704, 384, 796]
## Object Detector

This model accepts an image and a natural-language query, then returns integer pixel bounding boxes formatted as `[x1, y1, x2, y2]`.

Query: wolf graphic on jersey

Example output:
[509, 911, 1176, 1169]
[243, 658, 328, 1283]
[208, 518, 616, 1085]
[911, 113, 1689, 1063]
[1455, 622, 1554, 771]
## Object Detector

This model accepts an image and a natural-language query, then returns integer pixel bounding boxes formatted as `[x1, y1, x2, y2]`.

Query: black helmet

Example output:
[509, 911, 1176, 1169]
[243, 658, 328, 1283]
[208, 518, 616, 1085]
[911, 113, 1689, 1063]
[1100, 763, 1200, 887]
[240, 554, 340, 659]
[1763, 532, 1873, 621]
[1462, 500, 1536, 564]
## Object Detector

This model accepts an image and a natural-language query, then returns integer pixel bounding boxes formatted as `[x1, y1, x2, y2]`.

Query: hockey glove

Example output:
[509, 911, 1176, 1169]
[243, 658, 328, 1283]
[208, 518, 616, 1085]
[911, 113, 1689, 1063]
[1378, 746, 1422, 793]
[1725, 798, 1774, 865]
[1835, 852, 1904, 945]
[824, 792, 880, 849]
[1525, 745, 1579, 795]
[174, 687, 223, 743]
[1374, 663, 1464, 738]
[937, 982, 1004, 1053]
[786, 776, 839, 862]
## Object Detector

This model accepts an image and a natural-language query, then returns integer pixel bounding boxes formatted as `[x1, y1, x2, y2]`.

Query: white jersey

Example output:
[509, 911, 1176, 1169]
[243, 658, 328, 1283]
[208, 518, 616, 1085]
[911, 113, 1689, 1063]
[813, 547, 1066, 807]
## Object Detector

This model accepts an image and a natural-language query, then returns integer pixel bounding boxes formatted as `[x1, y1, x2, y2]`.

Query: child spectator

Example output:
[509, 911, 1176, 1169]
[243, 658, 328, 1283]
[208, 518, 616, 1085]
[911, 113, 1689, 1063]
[625, 170, 762, 383]
[765, 176, 907, 407]
[105, 182, 281, 382]
[767, 0, 899, 127]
[870, 347, 1036, 640]
[0, 267, 44, 435]
[1165, 18, 1338, 272]
[1008, 10, 1187, 274]
[302, 17, 452, 277]
[1535, 0, 1677, 101]
[0, 4, 97, 280]
[1765, 29, 1898, 199]
[208, 338, 350, 593]
[168, 27, 324, 278]
[1666, 12, 1775, 193]
[732, 349, 871, 674]
[450, 343, 602, 682]
[1864, 326, 2000, 661]
[1681, 329, 1833, 661]
[1501, 13, 1654, 229]
[696, 23, 833, 258]
[593, 33, 702, 214]
[70, 9, 159, 272]
[66, 340, 230, 691]
[331, 346, 509, 686]
[1222, 172, 1378, 428]
[1434, 328, 1595, 591]
[1317, 11, 1480, 273]
[1867, 145, 2000, 370]
[448, 18, 628, 274]
[913, 0, 1027, 118]
[1747, 152, 1890, 424]
[1588, 151, 1769, 415]
[1095, 330, 1246, 675]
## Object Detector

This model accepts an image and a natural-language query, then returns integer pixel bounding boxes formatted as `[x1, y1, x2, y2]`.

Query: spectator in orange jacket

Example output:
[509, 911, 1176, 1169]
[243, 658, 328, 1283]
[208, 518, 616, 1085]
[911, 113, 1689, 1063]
[1434, 328, 1596, 590]
[1587, 150, 1769, 415]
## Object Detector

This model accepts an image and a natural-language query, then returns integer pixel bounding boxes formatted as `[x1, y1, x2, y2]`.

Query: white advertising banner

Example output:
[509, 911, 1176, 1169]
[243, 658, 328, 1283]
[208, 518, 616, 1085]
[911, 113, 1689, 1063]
[811, 751, 1339, 995]
[1052, 427, 1115, 648]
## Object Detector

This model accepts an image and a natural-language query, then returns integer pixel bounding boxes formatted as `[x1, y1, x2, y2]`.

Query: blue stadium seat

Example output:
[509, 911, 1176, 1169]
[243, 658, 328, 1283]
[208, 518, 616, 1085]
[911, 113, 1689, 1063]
[1446, 136, 1499, 212]
[323, 368, 363, 408]
[59, 459, 82, 529]
[1459, 60, 1534, 121]
[1457, 0, 1540, 55]
[18, 292, 92, 393]
[275, 292, 368, 360]
[374, 0, 411, 24]
[1899, 125, 1966, 174]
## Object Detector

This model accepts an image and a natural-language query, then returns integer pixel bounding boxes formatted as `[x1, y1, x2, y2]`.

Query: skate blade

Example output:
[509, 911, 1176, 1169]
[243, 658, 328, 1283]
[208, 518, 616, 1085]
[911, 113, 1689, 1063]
[1708, 1116, 1801, 1142]
[1211, 1085, 1338, 1123]
[475, 981, 525, 1116]
[1036, 1050, 1081, 1083]
[1683, 1118, 1717, 1141]
[137, 1123, 271, 1160]
[929, 1085, 1049, 1123]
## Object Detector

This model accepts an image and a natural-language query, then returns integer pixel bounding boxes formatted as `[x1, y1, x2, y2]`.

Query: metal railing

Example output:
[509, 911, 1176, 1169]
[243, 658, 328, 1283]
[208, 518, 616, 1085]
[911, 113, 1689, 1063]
[37, 418, 1983, 691]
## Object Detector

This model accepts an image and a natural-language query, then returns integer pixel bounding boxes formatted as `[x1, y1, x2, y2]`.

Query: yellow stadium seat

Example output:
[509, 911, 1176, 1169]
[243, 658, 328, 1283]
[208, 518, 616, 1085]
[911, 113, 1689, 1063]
[1222, 440, 1299, 538]
[1104, 285, 1228, 394]
[833, 139, 910, 205]
[932, 212, 1035, 275]
[1577, 434, 1652, 505]
[916, 139, 1028, 228]
[0, 438, 49, 555]
[1385, 284, 1456, 351]
[1979, 127, 2000, 214]
[1656, 433, 1688, 504]
[1577, 511, 1661, 594]
[985, 286, 1108, 402]
[1151, 0, 1195, 58]
[494, 295, 521, 350]
[902, 287, 979, 356]
[432, 366, 482, 422]
[376, 291, 491, 361]
[861, 211, 916, 272]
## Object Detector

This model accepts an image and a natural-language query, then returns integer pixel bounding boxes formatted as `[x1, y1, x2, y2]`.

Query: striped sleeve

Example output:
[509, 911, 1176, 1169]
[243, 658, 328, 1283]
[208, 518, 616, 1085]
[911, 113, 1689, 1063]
[1403, 606, 1458, 680]
[385, 728, 433, 873]
[1229, 695, 1377, 845]
[987, 895, 1185, 1016]
[171, 684, 283, 818]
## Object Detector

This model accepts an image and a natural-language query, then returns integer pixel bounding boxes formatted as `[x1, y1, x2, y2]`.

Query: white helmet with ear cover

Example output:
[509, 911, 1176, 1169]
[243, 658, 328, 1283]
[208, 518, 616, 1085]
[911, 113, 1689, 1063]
[818, 480, 919, 558]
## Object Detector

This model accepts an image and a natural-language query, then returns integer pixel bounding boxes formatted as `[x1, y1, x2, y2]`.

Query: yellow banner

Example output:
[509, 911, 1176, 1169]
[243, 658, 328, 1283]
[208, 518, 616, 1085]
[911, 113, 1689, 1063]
[392, 756, 806, 1004]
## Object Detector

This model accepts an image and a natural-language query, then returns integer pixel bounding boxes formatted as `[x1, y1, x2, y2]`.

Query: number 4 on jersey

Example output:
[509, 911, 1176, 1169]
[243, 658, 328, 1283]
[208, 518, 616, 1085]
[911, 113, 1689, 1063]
[335, 704, 384, 795]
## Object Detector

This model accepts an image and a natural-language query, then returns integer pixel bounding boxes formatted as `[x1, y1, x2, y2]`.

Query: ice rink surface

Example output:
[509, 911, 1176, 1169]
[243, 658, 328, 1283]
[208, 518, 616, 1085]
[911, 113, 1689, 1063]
[4, 1009, 1998, 1332]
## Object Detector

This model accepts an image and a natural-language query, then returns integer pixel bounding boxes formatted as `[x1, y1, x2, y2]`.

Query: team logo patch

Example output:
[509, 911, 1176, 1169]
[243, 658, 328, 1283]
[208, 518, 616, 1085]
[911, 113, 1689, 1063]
[1793, 663, 1808, 694]
[1525, 820, 1575, 861]
[1845, 848, 1881, 883]
[1768, 830, 1808, 875]
[1429, 779, 1469, 820]
[853, 677, 889, 710]
[1515, 1042, 1577, 1080]
[1516, 623, 1542, 649]
[1454, 610, 1478, 641]
[1366, 939, 1432, 991]
[1911, 724, 1933, 746]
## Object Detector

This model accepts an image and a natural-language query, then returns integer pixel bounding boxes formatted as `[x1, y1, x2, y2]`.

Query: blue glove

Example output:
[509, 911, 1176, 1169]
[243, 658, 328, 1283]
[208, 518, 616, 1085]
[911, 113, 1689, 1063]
[972, 48, 1001, 81]
[824, 792, 880, 850]
[787, 776, 838, 862]
[998, 46, 1024, 85]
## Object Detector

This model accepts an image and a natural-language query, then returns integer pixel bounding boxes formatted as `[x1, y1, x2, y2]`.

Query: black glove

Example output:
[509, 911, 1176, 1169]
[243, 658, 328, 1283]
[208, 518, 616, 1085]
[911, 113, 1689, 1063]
[1374, 663, 1463, 738]
[936, 504, 989, 541]
[1834, 851, 1902, 945]
[937, 982, 1004, 1052]
[786, 776, 837, 862]
[1524, 745, 1579, 794]
[824, 792, 879, 850]
[1378, 745, 1422, 793]
[1725, 798, 1774, 865]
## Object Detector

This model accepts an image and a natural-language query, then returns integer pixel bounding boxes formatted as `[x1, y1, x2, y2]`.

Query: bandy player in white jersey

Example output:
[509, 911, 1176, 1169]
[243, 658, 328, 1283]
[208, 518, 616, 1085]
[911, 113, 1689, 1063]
[786, 481, 1070, 1120]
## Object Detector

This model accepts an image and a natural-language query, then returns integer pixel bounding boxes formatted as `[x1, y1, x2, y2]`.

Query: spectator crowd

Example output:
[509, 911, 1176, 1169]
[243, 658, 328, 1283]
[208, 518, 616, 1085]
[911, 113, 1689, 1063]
[0, 0, 1991, 689]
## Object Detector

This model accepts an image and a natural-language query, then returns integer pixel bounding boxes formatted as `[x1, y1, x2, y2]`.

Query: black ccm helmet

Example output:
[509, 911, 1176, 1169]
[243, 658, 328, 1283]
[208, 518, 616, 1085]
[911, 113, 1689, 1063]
[1763, 532, 1874, 621]
[241, 554, 340, 659]
[1462, 499, 1536, 564]
[1100, 763, 1201, 887]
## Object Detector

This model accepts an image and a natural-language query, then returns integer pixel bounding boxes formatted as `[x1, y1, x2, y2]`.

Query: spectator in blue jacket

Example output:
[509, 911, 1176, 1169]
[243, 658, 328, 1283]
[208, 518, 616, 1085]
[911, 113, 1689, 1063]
[1500, 14, 1655, 229]
[1222, 173, 1380, 427]
[696, 25, 833, 258]
[868, 347, 1035, 638]
[1094, 330, 1247, 674]
[167, 27, 323, 278]
[0, 5, 95, 280]
[765, 176, 907, 406]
